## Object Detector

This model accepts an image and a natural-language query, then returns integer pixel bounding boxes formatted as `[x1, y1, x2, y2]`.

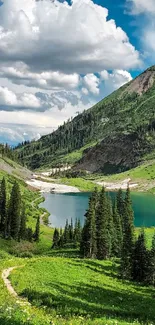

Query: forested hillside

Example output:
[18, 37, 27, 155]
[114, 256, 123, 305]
[16, 66, 155, 172]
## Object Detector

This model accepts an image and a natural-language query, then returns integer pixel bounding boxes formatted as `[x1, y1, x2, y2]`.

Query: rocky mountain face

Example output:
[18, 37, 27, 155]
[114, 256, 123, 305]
[16, 66, 155, 173]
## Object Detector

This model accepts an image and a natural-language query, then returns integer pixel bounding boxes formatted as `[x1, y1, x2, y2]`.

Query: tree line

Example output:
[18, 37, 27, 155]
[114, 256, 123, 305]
[52, 186, 155, 286]
[0, 143, 18, 162]
[52, 218, 82, 249]
[0, 178, 40, 242]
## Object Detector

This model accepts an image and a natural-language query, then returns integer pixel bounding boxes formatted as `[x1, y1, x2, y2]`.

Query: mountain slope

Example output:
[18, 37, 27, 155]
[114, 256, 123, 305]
[16, 66, 155, 173]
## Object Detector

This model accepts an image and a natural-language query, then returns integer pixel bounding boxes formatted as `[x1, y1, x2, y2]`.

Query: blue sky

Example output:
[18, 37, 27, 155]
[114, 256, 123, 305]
[0, 0, 154, 145]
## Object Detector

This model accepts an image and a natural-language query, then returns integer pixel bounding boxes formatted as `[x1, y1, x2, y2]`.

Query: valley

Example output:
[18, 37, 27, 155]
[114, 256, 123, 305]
[1, 66, 155, 325]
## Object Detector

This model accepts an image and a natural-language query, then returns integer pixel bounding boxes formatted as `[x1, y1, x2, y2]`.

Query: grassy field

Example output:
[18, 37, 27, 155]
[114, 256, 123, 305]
[9, 257, 155, 325]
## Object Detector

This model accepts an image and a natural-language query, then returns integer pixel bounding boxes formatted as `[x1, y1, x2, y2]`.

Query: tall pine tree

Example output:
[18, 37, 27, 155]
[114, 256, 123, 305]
[80, 189, 98, 258]
[112, 200, 123, 257]
[8, 182, 21, 240]
[96, 187, 110, 260]
[34, 216, 40, 242]
[0, 177, 7, 234]
[120, 186, 134, 279]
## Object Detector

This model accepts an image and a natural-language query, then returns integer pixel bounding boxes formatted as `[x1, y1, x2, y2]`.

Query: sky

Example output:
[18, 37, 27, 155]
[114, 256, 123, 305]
[0, 0, 155, 145]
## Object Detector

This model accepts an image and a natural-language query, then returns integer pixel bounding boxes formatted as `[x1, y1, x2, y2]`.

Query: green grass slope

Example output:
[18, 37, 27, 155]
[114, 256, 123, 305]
[9, 257, 155, 325]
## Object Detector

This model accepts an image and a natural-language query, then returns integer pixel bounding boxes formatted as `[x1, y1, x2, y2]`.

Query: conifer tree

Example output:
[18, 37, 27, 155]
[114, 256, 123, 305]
[107, 195, 114, 257]
[120, 186, 134, 279]
[59, 227, 64, 248]
[131, 230, 148, 283]
[112, 200, 123, 257]
[63, 219, 70, 244]
[116, 189, 125, 229]
[34, 216, 40, 242]
[19, 204, 26, 240]
[147, 233, 155, 285]
[8, 182, 21, 240]
[0, 177, 7, 234]
[69, 218, 74, 241]
[96, 187, 110, 260]
[80, 189, 97, 258]
[52, 228, 60, 248]
[26, 227, 33, 242]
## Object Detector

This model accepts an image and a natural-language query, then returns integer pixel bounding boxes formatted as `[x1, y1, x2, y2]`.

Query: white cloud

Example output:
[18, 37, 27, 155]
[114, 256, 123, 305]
[0, 0, 141, 144]
[83, 74, 100, 95]
[0, 64, 80, 90]
[0, 86, 41, 109]
[100, 69, 132, 95]
[127, 0, 155, 58]
[0, 0, 140, 79]
[128, 0, 155, 14]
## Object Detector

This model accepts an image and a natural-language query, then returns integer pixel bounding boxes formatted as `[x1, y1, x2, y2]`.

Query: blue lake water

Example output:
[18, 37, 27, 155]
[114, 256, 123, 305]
[40, 192, 155, 228]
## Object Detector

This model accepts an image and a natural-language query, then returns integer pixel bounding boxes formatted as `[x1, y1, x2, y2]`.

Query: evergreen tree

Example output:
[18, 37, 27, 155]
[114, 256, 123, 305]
[80, 189, 97, 258]
[74, 218, 82, 245]
[120, 186, 134, 279]
[107, 195, 114, 257]
[69, 218, 74, 242]
[116, 189, 125, 229]
[63, 219, 70, 244]
[52, 228, 60, 248]
[0, 177, 7, 234]
[59, 227, 64, 248]
[8, 182, 21, 240]
[131, 230, 148, 283]
[147, 233, 155, 285]
[19, 204, 26, 240]
[26, 227, 33, 242]
[112, 200, 123, 257]
[96, 187, 110, 260]
[34, 216, 40, 242]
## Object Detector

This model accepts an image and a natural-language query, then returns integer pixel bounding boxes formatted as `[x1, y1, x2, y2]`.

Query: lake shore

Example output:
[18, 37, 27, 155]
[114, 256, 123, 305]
[26, 178, 80, 193]
[27, 174, 138, 193]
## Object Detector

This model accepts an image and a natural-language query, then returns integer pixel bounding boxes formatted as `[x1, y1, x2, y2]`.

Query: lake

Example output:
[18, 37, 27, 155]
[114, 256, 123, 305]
[40, 192, 155, 228]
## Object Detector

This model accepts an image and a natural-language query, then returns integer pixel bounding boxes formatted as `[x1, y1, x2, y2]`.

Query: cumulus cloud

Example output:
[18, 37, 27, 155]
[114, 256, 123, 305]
[0, 0, 141, 144]
[0, 63, 80, 90]
[100, 69, 132, 96]
[127, 0, 155, 58]
[0, 86, 41, 110]
[128, 0, 155, 14]
[83, 74, 100, 95]
[0, 0, 140, 79]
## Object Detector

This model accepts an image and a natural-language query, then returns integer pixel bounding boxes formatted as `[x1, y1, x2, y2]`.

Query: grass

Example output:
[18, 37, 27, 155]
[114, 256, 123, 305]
[10, 257, 155, 325]
[60, 177, 101, 192]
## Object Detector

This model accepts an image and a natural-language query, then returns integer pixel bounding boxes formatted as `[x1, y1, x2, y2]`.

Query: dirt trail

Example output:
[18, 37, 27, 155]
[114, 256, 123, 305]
[2, 266, 22, 298]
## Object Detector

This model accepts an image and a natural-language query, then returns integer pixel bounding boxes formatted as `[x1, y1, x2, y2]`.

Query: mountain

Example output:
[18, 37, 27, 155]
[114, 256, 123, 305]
[16, 66, 155, 173]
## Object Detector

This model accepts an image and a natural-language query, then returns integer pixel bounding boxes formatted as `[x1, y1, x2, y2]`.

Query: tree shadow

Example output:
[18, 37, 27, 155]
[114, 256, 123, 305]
[0, 316, 23, 325]
[21, 279, 155, 323]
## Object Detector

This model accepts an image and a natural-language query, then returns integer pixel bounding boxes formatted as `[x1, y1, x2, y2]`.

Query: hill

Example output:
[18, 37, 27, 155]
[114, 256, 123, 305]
[16, 66, 155, 173]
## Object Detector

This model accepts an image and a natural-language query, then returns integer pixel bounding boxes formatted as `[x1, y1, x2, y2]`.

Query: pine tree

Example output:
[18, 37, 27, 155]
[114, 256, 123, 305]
[63, 219, 70, 244]
[96, 187, 110, 260]
[120, 186, 134, 279]
[107, 195, 114, 258]
[80, 189, 97, 258]
[19, 204, 26, 240]
[116, 189, 125, 229]
[112, 200, 123, 257]
[34, 216, 40, 242]
[131, 230, 148, 283]
[147, 233, 155, 285]
[59, 227, 64, 248]
[52, 228, 60, 248]
[26, 227, 33, 242]
[69, 218, 74, 242]
[8, 182, 21, 240]
[0, 177, 7, 234]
